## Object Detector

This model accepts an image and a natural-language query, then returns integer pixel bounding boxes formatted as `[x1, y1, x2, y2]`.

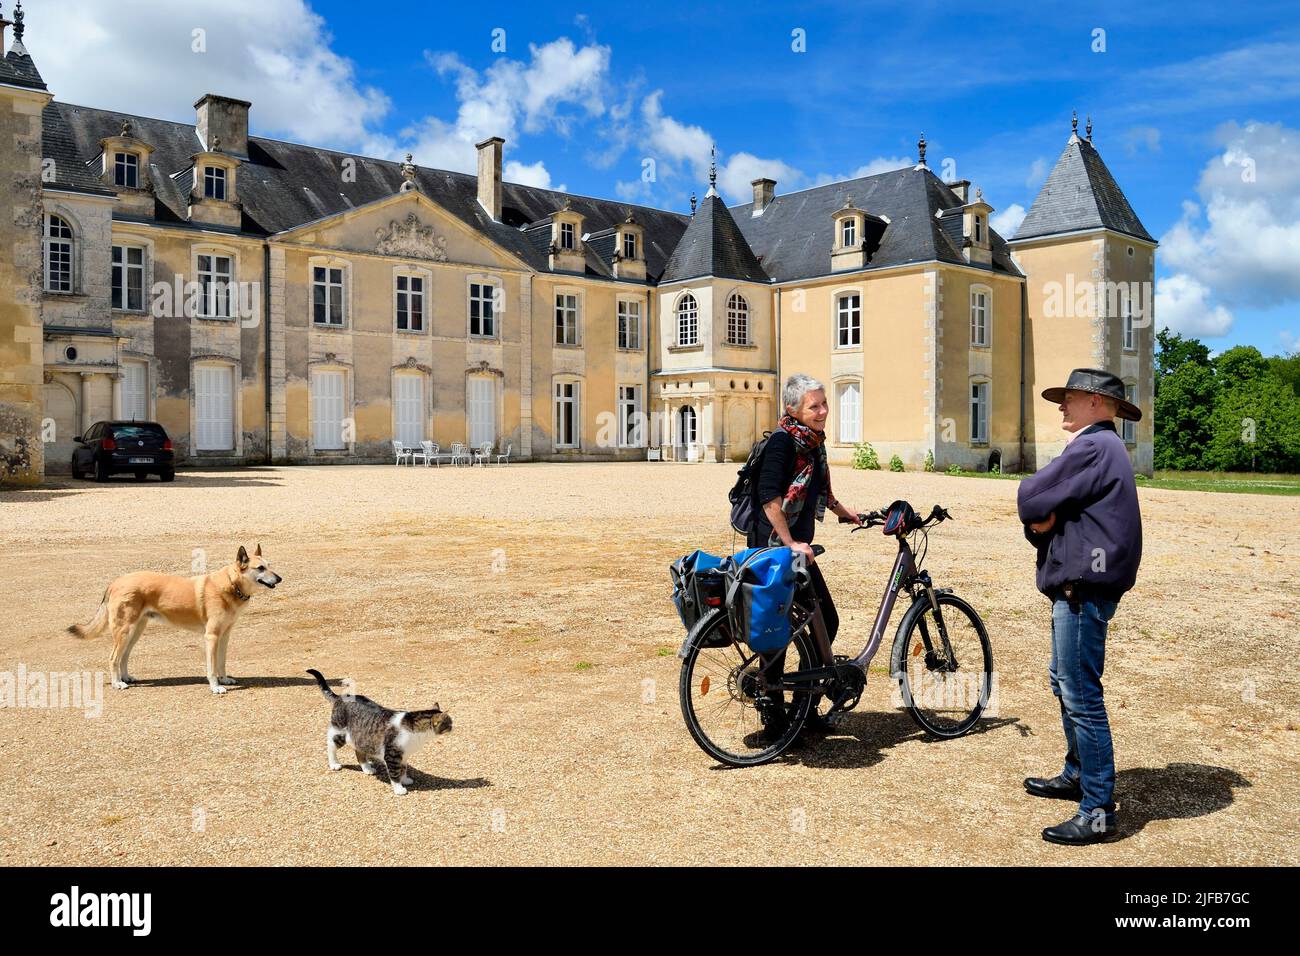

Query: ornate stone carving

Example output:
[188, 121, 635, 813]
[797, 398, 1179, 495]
[375, 213, 447, 261]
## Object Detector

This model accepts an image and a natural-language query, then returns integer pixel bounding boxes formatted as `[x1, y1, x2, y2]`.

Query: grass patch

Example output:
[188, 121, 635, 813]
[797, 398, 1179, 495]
[574, 661, 593, 671]
[941, 467, 1300, 496]
[656, 647, 674, 657]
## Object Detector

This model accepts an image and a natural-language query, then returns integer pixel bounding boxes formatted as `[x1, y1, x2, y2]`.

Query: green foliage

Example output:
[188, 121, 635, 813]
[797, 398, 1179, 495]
[946, 463, 962, 476]
[1155, 328, 1211, 379]
[923, 450, 935, 472]
[1205, 373, 1300, 472]
[1266, 352, 1300, 398]
[852, 442, 881, 470]
[889, 454, 905, 472]
[1154, 360, 1217, 469]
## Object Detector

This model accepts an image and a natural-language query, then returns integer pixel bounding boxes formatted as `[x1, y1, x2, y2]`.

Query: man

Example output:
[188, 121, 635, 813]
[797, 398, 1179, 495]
[1017, 368, 1142, 845]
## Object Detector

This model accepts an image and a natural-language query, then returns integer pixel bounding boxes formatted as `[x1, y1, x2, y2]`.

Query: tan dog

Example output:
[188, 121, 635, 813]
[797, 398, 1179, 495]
[68, 545, 283, 694]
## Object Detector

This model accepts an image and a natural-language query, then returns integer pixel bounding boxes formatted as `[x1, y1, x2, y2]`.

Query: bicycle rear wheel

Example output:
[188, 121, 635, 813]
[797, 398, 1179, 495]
[892, 592, 993, 738]
[678, 608, 815, 767]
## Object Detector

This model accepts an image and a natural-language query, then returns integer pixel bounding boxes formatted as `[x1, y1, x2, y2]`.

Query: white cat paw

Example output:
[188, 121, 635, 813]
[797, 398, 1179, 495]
[391, 783, 408, 796]
[399, 774, 413, 785]
[210, 684, 228, 695]
[218, 676, 238, 686]
[328, 762, 343, 772]
[112, 680, 130, 690]
[360, 763, 376, 775]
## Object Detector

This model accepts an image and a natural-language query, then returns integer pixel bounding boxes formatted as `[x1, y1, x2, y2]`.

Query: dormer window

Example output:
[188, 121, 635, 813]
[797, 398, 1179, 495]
[114, 152, 139, 189]
[974, 215, 985, 243]
[622, 232, 637, 259]
[841, 217, 857, 247]
[560, 221, 576, 251]
[203, 166, 227, 201]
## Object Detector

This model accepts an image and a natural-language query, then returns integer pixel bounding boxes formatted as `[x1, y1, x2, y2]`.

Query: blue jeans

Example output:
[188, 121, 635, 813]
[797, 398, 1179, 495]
[1048, 596, 1119, 816]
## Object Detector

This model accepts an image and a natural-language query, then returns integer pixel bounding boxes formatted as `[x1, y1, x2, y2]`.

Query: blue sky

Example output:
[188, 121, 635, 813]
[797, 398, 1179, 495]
[26, 0, 1300, 355]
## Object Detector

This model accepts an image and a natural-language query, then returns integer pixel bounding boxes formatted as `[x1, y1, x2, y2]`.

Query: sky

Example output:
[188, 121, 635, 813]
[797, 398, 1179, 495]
[18, 0, 1300, 355]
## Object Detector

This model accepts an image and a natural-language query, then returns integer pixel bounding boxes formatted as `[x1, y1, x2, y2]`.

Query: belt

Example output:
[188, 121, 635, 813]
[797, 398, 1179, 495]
[1052, 580, 1124, 604]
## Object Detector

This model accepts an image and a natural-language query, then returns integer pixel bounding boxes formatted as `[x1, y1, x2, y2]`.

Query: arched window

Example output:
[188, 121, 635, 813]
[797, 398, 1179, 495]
[837, 381, 861, 443]
[678, 405, 697, 447]
[726, 293, 749, 345]
[43, 214, 74, 292]
[676, 293, 698, 346]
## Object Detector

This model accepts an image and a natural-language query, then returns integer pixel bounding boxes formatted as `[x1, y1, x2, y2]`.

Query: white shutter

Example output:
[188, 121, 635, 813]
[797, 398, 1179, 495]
[123, 363, 147, 421]
[195, 366, 233, 451]
[839, 383, 861, 444]
[468, 377, 495, 447]
[313, 370, 345, 450]
[394, 375, 423, 445]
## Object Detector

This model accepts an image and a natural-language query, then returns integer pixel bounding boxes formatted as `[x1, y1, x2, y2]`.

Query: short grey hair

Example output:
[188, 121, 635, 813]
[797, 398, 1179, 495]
[783, 373, 826, 413]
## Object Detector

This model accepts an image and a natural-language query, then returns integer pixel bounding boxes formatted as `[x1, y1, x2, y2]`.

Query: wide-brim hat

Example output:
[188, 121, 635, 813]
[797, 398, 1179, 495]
[1041, 367, 1141, 422]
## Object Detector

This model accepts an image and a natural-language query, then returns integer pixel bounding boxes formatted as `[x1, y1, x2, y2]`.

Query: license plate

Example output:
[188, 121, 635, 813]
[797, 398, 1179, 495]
[128, 457, 153, 464]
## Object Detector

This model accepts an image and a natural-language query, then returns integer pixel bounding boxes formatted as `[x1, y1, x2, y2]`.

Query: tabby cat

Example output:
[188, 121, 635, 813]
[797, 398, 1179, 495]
[307, 669, 453, 795]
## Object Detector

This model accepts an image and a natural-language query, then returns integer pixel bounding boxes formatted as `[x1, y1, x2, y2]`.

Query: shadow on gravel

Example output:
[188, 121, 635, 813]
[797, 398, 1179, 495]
[791, 711, 1024, 770]
[338, 763, 491, 793]
[1115, 762, 1249, 838]
[125, 674, 321, 690]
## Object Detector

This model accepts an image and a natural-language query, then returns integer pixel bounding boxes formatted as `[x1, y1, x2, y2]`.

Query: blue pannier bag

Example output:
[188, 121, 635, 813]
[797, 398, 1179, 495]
[669, 549, 726, 632]
[724, 547, 798, 653]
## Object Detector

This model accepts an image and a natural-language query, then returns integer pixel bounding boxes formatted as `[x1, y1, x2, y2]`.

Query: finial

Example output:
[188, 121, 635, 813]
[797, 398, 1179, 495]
[1072, 110, 1078, 134]
[1086, 115, 1093, 143]
[709, 144, 716, 189]
[399, 153, 417, 191]
[917, 132, 927, 169]
[13, 0, 24, 43]
[976, 186, 984, 203]
[121, 118, 133, 138]
[211, 134, 222, 152]
[690, 192, 697, 214]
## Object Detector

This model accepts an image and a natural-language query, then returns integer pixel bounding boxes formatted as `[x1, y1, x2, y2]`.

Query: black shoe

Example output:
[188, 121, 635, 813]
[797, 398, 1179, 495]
[801, 711, 844, 735]
[757, 698, 790, 742]
[1023, 774, 1082, 800]
[1042, 811, 1119, 845]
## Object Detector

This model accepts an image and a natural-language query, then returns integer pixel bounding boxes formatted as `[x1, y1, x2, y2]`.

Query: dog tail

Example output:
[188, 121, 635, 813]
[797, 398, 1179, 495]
[68, 589, 110, 639]
[306, 668, 338, 700]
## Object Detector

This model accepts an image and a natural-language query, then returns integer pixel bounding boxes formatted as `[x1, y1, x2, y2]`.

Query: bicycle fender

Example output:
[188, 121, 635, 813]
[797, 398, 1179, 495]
[676, 607, 728, 660]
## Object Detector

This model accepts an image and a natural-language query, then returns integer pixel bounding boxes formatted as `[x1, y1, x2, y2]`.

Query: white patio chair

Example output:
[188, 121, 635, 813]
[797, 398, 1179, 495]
[392, 440, 412, 466]
[418, 441, 438, 467]
[473, 441, 493, 466]
[495, 442, 513, 465]
[449, 442, 469, 466]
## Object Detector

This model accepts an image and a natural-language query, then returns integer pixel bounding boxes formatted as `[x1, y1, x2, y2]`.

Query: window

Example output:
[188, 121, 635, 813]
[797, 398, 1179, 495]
[970, 381, 990, 444]
[618, 385, 642, 447]
[837, 382, 861, 443]
[622, 232, 637, 259]
[676, 293, 699, 347]
[313, 265, 345, 326]
[678, 406, 697, 447]
[836, 293, 861, 347]
[974, 215, 985, 243]
[122, 362, 148, 421]
[841, 217, 857, 247]
[196, 253, 233, 318]
[468, 376, 496, 447]
[1122, 289, 1136, 351]
[112, 245, 145, 312]
[194, 365, 235, 451]
[469, 282, 497, 337]
[1122, 385, 1137, 444]
[393, 374, 424, 445]
[203, 166, 227, 200]
[617, 300, 641, 349]
[43, 214, 74, 293]
[970, 289, 989, 346]
[554, 381, 579, 448]
[559, 221, 575, 250]
[395, 274, 424, 332]
[312, 369, 347, 450]
[726, 293, 749, 345]
[114, 152, 139, 189]
[555, 293, 579, 345]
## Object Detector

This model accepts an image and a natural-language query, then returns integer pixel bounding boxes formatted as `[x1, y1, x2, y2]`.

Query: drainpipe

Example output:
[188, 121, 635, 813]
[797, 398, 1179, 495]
[1019, 278, 1027, 472]
[644, 286, 653, 457]
[263, 242, 272, 464]
[774, 286, 782, 407]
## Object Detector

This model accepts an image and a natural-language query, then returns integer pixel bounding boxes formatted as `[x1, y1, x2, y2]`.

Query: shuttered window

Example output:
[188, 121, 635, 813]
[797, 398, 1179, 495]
[393, 374, 423, 445]
[312, 370, 346, 450]
[194, 365, 234, 451]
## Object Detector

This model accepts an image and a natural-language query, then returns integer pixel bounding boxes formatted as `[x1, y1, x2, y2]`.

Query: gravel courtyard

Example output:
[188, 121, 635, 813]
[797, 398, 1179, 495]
[1, 463, 1296, 866]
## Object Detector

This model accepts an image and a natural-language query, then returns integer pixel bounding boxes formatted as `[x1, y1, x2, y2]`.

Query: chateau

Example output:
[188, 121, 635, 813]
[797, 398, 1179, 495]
[0, 8, 1155, 485]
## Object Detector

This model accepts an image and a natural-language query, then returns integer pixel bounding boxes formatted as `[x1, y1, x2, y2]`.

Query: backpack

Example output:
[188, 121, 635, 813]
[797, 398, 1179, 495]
[669, 549, 727, 632]
[728, 431, 773, 535]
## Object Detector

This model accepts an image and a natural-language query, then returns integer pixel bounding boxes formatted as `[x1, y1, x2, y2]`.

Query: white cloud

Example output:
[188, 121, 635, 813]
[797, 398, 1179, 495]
[1122, 125, 1162, 156]
[1154, 273, 1235, 337]
[717, 152, 802, 205]
[26, 0, 390, 149]
[642, 91, 713, 182]
[1025, 157, 1049, 189]
[505, 160, 562, 191]
[991, 203, 1026, 238]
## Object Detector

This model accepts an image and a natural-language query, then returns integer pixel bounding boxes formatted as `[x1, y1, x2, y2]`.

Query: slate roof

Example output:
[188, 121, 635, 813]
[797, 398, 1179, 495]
[1013, 136, 1153, 243]
[661, 191, 769, 284]
[51, 102, 691, 282]
[728, 165, 1022, 281]
[0, 40, 46, 90]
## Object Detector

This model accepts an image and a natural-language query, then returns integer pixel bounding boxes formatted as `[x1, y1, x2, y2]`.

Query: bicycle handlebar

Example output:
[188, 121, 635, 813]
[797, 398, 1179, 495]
[840, 504, 953, 532]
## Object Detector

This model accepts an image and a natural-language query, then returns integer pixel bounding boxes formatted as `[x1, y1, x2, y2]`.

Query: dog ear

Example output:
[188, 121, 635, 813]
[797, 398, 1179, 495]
[254, 542, 262, 557]
[237, 546, 249, 568]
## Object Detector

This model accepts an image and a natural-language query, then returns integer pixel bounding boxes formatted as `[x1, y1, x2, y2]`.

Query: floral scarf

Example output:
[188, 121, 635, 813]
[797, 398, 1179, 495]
[768, 414, 838, 545]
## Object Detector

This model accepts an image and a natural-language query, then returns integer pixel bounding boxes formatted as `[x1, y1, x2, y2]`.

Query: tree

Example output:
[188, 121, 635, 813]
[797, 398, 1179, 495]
[1155, 328, 1211, 382]
[1266, 352, 1300, 398]
[1154, 360, 1218, 469]
[1206, 370, 1300, 472]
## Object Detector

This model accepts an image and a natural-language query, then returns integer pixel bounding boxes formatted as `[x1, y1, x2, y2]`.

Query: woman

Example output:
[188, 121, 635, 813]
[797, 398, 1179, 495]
[750, 373, 863, 735]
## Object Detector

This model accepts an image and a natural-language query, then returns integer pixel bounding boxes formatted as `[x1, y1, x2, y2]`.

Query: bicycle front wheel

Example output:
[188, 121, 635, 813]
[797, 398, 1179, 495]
[892, 592, 993, 738]
[678, 608, 815, 767]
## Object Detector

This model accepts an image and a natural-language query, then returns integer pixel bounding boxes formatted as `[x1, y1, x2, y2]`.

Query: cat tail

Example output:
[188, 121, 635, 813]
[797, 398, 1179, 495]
[306, 668, 338, 700]
[68, 589, 110, 639]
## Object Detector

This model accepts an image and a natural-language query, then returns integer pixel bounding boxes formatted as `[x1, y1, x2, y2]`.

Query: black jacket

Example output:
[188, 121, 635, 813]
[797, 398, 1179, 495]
[751, 430, 824, 545]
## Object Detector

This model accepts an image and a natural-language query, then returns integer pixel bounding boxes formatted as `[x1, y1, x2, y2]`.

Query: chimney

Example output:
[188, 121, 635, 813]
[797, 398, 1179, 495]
[752, 178, 776, 215]
[194, 94, 251, 156]
[476, 136, 504, 221]
[947, 179, 970, 203]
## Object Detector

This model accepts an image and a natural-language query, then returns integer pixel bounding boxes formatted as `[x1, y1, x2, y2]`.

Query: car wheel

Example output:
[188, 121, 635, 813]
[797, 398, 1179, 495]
[94, 457, 111, 482]
[159, 468, 175, 482]
[71, 459, 83, 480]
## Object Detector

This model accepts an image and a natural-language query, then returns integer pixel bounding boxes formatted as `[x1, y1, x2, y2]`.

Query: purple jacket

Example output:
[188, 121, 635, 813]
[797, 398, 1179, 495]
[1016, 421, 1142, 599]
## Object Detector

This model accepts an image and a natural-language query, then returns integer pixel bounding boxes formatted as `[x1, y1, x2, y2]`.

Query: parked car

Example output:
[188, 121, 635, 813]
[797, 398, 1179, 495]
[72, 421, 175, 482]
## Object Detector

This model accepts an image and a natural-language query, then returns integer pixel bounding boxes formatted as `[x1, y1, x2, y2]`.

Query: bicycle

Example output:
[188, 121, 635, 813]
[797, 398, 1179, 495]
[677, 502, 994, 767]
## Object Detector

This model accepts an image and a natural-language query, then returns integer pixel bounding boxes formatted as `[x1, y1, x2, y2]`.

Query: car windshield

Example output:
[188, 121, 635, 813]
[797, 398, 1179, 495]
[110, 425, 166, 440]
